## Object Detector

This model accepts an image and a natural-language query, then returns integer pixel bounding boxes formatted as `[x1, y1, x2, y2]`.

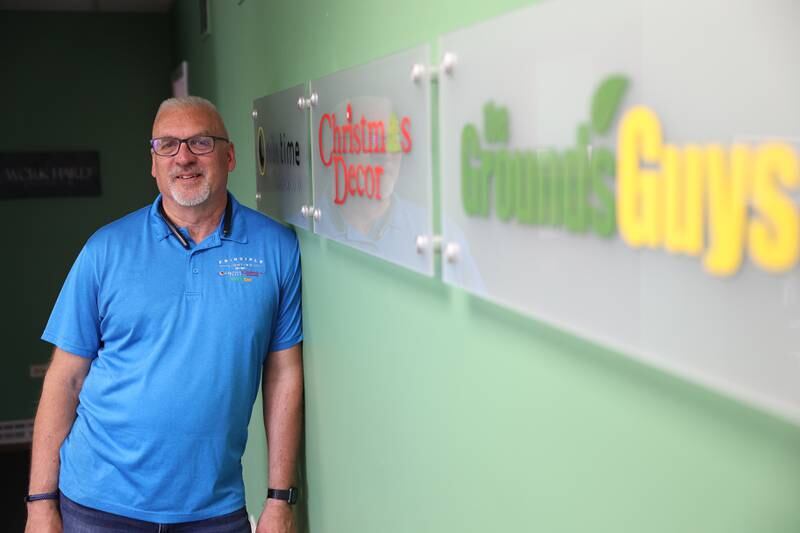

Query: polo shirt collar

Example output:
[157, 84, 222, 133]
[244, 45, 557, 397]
[149, 192, 248, 245]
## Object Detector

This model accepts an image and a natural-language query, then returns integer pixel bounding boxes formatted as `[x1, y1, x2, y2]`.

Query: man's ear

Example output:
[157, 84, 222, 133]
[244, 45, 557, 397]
[227, 142, 237, 172]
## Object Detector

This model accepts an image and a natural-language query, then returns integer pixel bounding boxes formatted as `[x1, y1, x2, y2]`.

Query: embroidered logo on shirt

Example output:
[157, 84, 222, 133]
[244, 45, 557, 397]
[217, 257, 265, 283]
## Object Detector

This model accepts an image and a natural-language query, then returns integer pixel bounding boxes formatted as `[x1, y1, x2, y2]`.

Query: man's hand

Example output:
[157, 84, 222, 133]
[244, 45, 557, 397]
[255, 499, 296, 533]
[25, 500, 62, 533]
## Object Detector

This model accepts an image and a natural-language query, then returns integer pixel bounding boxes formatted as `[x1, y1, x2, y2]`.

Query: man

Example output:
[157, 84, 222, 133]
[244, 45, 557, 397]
[25, 96, 303, 533]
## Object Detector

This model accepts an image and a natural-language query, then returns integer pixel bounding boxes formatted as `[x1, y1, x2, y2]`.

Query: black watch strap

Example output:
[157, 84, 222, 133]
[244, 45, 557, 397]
[24, 491, 60, 503]
[267, 487, 298, 505]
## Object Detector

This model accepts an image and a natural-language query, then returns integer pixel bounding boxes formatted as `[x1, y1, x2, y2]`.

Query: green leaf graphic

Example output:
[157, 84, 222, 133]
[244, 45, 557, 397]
[591, 75, 629, 135]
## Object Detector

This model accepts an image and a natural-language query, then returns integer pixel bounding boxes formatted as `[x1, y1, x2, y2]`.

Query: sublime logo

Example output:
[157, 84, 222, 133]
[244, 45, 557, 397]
[318, 102, 412, 205]
[461, 75, 800, 277]
[257, 127, 302, 176]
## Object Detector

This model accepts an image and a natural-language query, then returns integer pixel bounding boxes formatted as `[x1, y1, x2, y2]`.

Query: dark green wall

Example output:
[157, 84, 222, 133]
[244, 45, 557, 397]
[0, 12, 172, 420]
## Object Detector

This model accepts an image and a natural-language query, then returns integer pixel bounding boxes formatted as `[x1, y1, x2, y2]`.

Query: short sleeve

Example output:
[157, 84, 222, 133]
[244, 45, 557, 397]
[41, 244, 101, 358]
[268, 234, 303, 353]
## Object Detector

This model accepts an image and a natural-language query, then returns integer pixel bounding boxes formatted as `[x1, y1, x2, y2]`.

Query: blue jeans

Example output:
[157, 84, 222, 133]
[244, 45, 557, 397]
[60, 493, 252, 532]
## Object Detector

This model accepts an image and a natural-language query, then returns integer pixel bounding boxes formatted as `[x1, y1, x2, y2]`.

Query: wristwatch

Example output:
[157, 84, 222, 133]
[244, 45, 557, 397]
[267, 487, 298, 505]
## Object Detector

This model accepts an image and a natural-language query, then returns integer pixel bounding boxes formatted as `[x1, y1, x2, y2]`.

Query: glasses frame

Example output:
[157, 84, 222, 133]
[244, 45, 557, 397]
[150, 135, 230, 157]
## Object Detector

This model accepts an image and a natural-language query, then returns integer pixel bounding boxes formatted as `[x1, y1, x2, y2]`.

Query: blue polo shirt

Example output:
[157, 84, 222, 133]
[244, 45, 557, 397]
[42, 193, 302, 523]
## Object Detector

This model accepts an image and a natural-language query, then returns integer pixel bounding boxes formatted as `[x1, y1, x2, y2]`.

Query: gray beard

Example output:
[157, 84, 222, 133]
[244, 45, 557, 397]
[169, 177, 211, 207]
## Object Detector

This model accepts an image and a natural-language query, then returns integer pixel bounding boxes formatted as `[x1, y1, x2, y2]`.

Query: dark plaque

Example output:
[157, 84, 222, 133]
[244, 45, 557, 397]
[0, 152, 101, 199]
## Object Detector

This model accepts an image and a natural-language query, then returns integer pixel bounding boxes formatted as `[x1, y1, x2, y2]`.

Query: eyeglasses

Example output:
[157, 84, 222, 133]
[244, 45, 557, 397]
[150, 135, 230, 157]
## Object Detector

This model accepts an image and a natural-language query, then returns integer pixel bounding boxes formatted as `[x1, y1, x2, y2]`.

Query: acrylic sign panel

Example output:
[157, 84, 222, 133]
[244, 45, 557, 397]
[311, 46, 434, 276]
[439, 0, 800, 423]
[253, 83, 313, 231]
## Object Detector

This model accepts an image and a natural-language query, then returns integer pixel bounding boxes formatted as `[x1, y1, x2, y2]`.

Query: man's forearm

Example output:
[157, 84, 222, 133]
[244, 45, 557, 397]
[29, 348, 89, 494]
[26, 349, 89, 531]
[262, 345, 304, 488]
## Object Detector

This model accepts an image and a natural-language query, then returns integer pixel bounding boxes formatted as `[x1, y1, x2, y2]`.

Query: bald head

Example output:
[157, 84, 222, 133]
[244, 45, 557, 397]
[153, 96, 228, 138]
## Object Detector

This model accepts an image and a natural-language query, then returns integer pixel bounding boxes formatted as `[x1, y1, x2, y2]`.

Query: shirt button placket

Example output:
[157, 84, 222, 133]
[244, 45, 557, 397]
[188, 252, 201, 296]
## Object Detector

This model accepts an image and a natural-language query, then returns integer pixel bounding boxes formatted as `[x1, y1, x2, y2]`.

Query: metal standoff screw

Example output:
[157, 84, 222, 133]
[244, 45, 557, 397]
[415, 235, 430, 254]
[297, 93, 318, 110]
[301, 205, 309, 218]
[255, 192, 262, 201]
[444, 242, 460, 263]
[441, 52, 457, 76]
[251, 109, 258, 119]
[313, 208, 321, 221]
[410, 63, 426, 83]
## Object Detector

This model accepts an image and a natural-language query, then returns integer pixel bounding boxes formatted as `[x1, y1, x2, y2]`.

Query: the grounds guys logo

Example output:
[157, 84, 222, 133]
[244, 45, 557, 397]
[461, 75, 800, 278]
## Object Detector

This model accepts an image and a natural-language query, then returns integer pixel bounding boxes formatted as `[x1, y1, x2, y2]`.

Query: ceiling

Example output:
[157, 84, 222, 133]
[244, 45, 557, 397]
[0, 0, 174, 12]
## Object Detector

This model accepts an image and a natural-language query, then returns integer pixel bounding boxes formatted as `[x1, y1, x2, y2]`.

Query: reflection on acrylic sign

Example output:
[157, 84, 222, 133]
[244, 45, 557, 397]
[253, 83, 312, 231]
[439, 0, 800, 423]
[311, 45, 434, 276]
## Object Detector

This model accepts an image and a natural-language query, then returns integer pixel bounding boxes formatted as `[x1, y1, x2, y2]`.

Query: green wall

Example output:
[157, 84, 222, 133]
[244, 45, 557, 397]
[0, 12, 172, 420]
[176, 2, 800, 532]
